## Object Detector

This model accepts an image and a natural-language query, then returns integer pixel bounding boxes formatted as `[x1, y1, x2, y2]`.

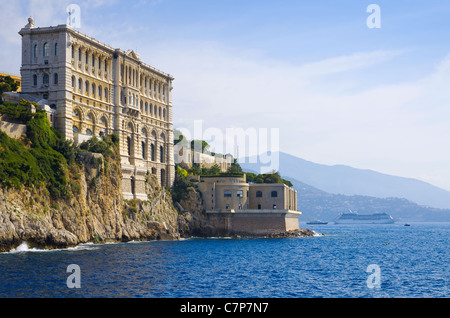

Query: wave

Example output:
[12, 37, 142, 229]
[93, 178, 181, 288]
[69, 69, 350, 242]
[2, 241, 99, 254]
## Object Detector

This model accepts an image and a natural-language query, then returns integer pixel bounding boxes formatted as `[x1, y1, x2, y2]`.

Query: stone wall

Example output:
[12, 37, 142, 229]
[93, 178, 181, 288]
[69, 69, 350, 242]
[206, 210, 301, 236]
[0, 120, 27, 139]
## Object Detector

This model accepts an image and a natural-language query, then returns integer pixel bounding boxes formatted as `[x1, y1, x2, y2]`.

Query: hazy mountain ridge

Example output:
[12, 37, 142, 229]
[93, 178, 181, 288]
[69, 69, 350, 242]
[239, 152, 450, 222]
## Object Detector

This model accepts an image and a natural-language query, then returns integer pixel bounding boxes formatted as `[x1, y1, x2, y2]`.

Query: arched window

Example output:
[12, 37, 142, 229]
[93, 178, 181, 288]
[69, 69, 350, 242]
[43, 42, 49, 57]
[78, 48, 82, 61]
[71, 76, 75, 88]
[73, 126, 79, 133]
[104, 88, 108, 101]
[271, 191, 278, 198]
[256, 191, 263, 198]
[43, 74, 49, 85]
[92, 83, 96, 97]
[54, 43, 58, 56]
[86, 129, 93, 136]
[85, 81, 89, 95]
[71, 45, 74, 59]
[98, 85, 102, 99]
[163, 108, 166, 120]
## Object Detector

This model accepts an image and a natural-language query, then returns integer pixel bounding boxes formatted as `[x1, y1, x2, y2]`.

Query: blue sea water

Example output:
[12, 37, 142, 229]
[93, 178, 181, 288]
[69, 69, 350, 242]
[0, 222, 448, 298]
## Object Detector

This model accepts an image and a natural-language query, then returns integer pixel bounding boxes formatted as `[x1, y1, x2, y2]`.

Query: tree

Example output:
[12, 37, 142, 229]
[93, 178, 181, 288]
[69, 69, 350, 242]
[191, 139, 210, 153]
[227, 163, 243, 174]
[0, 75, 19, 95]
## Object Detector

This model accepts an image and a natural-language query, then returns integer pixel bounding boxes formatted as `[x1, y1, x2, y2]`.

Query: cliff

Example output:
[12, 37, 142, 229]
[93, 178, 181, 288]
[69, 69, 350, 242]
[0, 149, 179, 252]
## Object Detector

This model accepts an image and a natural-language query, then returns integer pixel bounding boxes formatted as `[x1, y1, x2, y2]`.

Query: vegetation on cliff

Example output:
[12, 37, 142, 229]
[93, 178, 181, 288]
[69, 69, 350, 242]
[0, 99, 179, 251]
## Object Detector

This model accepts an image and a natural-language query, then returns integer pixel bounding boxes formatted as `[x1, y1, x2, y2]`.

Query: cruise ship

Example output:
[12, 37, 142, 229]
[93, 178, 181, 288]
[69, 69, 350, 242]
[334, 210, 394, 224]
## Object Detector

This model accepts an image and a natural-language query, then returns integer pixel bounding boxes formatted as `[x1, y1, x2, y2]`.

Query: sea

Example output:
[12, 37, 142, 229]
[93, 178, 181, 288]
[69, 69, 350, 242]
[0, 222, 449, 299]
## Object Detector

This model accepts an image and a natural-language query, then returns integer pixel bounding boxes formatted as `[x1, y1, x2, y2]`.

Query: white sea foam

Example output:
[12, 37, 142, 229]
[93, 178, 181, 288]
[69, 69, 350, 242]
[2, 241, 98, 254]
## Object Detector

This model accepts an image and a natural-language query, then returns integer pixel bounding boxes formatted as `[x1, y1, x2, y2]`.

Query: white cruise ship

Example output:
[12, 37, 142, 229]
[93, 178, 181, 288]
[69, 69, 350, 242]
[334, 210, 394, 224]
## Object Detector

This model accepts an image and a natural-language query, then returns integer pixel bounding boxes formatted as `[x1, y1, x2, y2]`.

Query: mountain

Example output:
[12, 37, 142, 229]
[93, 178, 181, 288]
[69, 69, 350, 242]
[239, 151, 450, 210]
[289, 177, 450, 222]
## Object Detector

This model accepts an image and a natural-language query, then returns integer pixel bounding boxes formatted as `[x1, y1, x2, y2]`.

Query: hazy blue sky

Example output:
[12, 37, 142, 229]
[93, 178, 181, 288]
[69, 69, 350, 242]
[2, 0, 450, 191]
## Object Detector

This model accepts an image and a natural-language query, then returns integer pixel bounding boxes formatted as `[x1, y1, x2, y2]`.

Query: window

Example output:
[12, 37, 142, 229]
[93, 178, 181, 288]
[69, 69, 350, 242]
[71, 76, 75, 88]
[224, 190, 232, 198]
[236, 190, 243, 197]
[273, 204, 277, 209]
[34, 44, 38, 58]
[258, 204, 261, 210]
[54, 43, 58, 56]
[43, 43, 49, 57]
[226, 204, 230, 210]
[78, 48, 82, 62]
[151, 144, 155, 161]
[33, 74, 37, 86]
[141, 141, 146, 159]
[86, 129, 93, 136]
[73, 126, 79, 133]
[127, 137, 132, 156]
[43, 74, 49, 85]
[160, 146, 164, 163]
[71, 46, 74, 59]
[54, 73, 58, 85]
[271, 191, 278, 198]
[256, 191, 263, 198]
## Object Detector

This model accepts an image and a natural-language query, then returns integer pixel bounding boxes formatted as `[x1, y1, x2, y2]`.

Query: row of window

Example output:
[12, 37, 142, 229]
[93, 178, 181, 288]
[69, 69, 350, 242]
[71, 76, 109, 102]
[32, 73, 58, 86]
[71, 46, 109, 73]
[33, 42, 57, 58]
[224, 204, 278, 210]
[127, 138, 165, 163]
[223, 190, 278, 198]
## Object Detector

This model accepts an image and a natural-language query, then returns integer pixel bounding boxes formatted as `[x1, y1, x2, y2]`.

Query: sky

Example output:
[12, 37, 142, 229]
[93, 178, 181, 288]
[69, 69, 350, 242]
[1, 0, 450, 191]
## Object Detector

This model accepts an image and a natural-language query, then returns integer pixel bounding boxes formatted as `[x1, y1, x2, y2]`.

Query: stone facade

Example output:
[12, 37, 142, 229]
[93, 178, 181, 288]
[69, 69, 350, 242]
[18, 18, 175, 199]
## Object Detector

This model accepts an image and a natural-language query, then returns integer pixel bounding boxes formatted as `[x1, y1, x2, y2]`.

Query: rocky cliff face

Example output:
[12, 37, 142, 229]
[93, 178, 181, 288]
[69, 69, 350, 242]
[0, 152, 179, 252]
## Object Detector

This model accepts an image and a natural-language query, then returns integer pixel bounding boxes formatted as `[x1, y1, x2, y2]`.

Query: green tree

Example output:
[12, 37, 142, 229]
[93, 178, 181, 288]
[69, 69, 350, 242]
[0, 75, 19, 95]
[191, 139, 209, 153]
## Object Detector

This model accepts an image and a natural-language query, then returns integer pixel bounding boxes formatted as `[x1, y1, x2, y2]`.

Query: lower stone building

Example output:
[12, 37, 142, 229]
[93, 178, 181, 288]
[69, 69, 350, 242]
[197, 174, 301, 236]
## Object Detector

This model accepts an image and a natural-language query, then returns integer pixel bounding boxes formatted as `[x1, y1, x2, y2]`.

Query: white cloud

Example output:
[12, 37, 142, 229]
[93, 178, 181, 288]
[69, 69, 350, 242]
[142, 39, 450, 189]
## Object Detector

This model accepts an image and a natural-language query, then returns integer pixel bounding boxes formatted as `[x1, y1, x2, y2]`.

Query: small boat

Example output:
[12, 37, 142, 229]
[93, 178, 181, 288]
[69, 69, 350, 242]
[404, 223, 411, 226]
[307, 220, 328, 225]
